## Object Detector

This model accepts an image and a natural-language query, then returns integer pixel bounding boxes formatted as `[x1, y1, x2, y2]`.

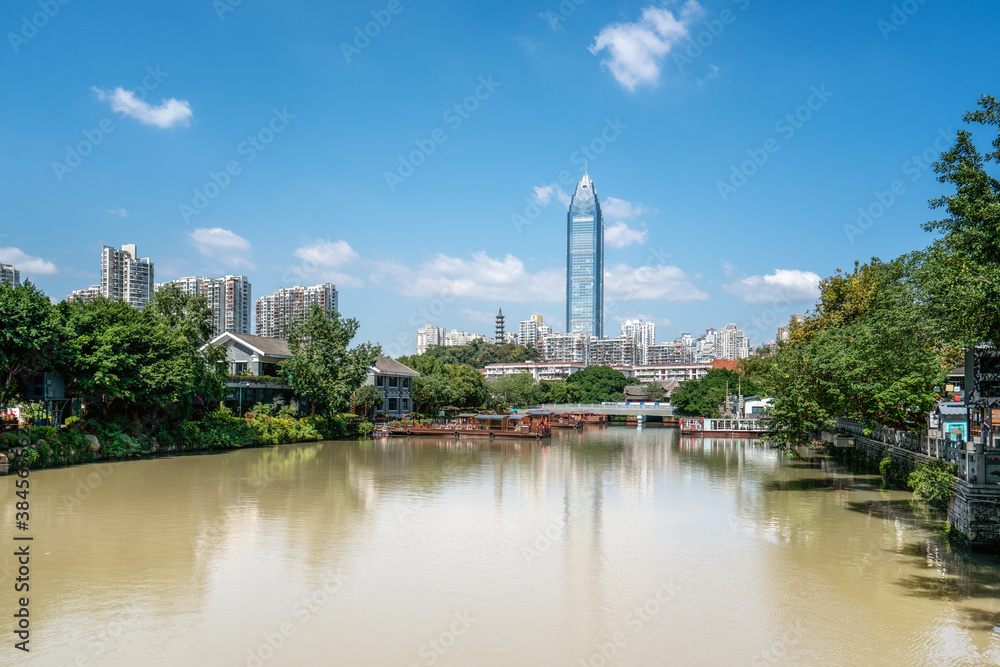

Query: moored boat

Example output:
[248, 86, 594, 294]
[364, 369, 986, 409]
[679, 417, 767, 437]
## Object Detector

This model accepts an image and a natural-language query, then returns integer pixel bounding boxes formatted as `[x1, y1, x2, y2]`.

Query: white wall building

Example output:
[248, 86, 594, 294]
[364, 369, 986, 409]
[0, 264, 20, 287]
[538, 331, 590, 364]
[256, 283, 338, 339]
[158, 275, 252, 337]
[416, 324, 446, 355]
[100, 244, 155, 308]
[621, 319, 656, 364]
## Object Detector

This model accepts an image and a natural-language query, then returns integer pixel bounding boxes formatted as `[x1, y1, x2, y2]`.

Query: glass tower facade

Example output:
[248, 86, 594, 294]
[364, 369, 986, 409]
[566, 172, 603, 339]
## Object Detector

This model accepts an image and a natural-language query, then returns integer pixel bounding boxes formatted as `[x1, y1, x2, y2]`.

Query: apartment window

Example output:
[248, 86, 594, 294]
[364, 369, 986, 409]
[389, 377, 398, 388]
[376, 376, 384, 387]
[388, 398, 398, 412]
[402, 398, 409, 411]
[402, 378, 410, 389]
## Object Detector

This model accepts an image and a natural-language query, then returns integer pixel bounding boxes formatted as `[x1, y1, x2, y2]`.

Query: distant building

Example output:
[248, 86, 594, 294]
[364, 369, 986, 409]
[256, 283, 338, 339]
[538, 331, 590, 364]
[589, 336, 637, 366]
[482, 361, 588, 382]
[67, 285, 100, 304]
[100, 244, 155, 308]
[444, 329, 488, 347]
[495, 308, 505, 344]
[621, 319, 656, 364]
[416, 324, 446, 355]
[157, 275, 252, 337]
[714, 323, 751, 360]
[566, 171, 604, 339]
[647, 341, 687, 365]
[518, 314, 547, 348]
[0, 264, 19, 287]
[777, 314, 804, 342]
[363, 357, 420, 417]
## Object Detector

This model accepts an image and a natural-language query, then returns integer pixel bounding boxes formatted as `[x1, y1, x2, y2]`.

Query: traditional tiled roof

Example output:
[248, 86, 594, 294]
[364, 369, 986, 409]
[372, 357, 421, 376]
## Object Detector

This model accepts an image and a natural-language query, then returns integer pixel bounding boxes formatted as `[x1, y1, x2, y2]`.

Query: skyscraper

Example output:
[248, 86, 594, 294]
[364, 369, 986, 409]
[566, 171, 604, 339]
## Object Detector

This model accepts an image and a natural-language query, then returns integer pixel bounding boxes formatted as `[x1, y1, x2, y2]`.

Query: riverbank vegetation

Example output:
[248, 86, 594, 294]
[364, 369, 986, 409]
[743, 95, 1000, 449]
[0, 283, 379, 469]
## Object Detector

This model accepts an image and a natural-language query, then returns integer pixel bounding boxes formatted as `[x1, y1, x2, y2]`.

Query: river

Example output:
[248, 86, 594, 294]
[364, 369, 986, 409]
[3, 426, 999, 666]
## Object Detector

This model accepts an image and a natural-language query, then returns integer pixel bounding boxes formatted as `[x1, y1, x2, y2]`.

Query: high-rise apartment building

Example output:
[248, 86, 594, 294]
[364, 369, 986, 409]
[67, 286, 100, 304]
[157, 275, 252, 337]
[589, 337, 637, 366]
[621, 319, 656, 364]
[256, 283, 338, 339]
[445, 329, 487, 347]
[715, 323, 751, 360]
[101, 244, 155, 308]
[0, 264, 19, 287]
[566, 172, 604, 339]
[518, 314, 548, 348]
[416, 324, 446, 355]
[538, 331, 590, 364]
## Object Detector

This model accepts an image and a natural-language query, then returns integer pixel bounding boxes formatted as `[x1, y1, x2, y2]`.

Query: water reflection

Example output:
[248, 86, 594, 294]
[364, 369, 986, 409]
[3, 426, 999, 666]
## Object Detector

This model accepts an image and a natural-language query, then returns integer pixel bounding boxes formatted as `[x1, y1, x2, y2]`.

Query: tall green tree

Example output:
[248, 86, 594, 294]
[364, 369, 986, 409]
[351, 384, 384, 420]
[565, 366, 630, 403]
[487, 373, 539, 410]
[918, 94, 1000, 348]
[443, 363, 487, 408]
[412, 374, 453, 413]
[281, 305, 381, 416]
[0, 281, 61, 406]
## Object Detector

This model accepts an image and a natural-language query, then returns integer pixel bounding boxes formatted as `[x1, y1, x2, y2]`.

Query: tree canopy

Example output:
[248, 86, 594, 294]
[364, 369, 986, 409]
[564, 366, 630, 403]
[672, 368, 760, 418]
[281, 305, 381, 416]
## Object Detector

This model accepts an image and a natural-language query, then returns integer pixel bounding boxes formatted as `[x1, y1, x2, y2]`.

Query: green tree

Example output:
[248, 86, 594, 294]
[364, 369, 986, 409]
[352, 384, 384, 420]
[0, 281, 61, 406]
[565, 366, 630, 403]
[537, 379, 580, 404]
[918, 94, 1000, 348]
[281, 305, 381, 416]
[412, 374, 453, 413]
[443, 363, 487, 408]
[671, 369, 760, 418]
[488, 373, 539, 410]
[642, 382, 666, 402]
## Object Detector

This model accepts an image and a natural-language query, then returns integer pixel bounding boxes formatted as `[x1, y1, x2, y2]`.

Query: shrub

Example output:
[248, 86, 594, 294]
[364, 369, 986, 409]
[357, 422, 376, 438]
[908, 460, 956, 509]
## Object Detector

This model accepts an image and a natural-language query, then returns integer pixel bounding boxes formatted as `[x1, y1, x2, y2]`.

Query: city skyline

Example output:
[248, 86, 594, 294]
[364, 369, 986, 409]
[2, 0, 997, 354]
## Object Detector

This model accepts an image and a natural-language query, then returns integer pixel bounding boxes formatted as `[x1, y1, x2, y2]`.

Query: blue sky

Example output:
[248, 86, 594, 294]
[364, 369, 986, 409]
[2, 0, 998, 355]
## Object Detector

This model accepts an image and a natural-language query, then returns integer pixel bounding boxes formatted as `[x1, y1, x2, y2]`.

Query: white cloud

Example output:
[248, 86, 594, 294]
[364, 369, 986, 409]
[605, 221, 648, 248]
[106, 207, 128, 218]
[532, 184, 571, 207]
[289, 239, 363, 287]
[371, 251, 564, 303]
[460, 309, 497, 326]
[589, 1, 703, 91]
[515, 36, 540, 53]
[721, 260, 738, 278]
[0, 247, 58, 275]
[93, 87, 193, 128]
[724, 269, 822, 304]
[188, 228, 255, 270]
[605, 263, 709, 301]
[602, 196, 653, 219]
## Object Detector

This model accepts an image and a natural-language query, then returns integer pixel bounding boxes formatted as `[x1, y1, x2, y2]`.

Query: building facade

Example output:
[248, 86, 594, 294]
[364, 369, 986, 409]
[416, 324, 446, 355]
[67, 286, 100, 304]
[256, 283, 338, 339]
[538, 331, 590, 364]
[100, 244, 155, 308]
[363, 357, 420, 417]
[714, 323, 751, 360]
[589, 336, 637, 367]
[158, 275, 252, 337]
[566, 172, 604, 339]
[621, 319, 656, 364]
[0, 264, 20, 287]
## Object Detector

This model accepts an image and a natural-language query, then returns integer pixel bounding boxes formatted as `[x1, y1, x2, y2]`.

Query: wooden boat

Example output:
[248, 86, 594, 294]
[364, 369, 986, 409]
[679, 417, 767, 437]
[387, 413, 551, 439]
[528, 410, 580, 429]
